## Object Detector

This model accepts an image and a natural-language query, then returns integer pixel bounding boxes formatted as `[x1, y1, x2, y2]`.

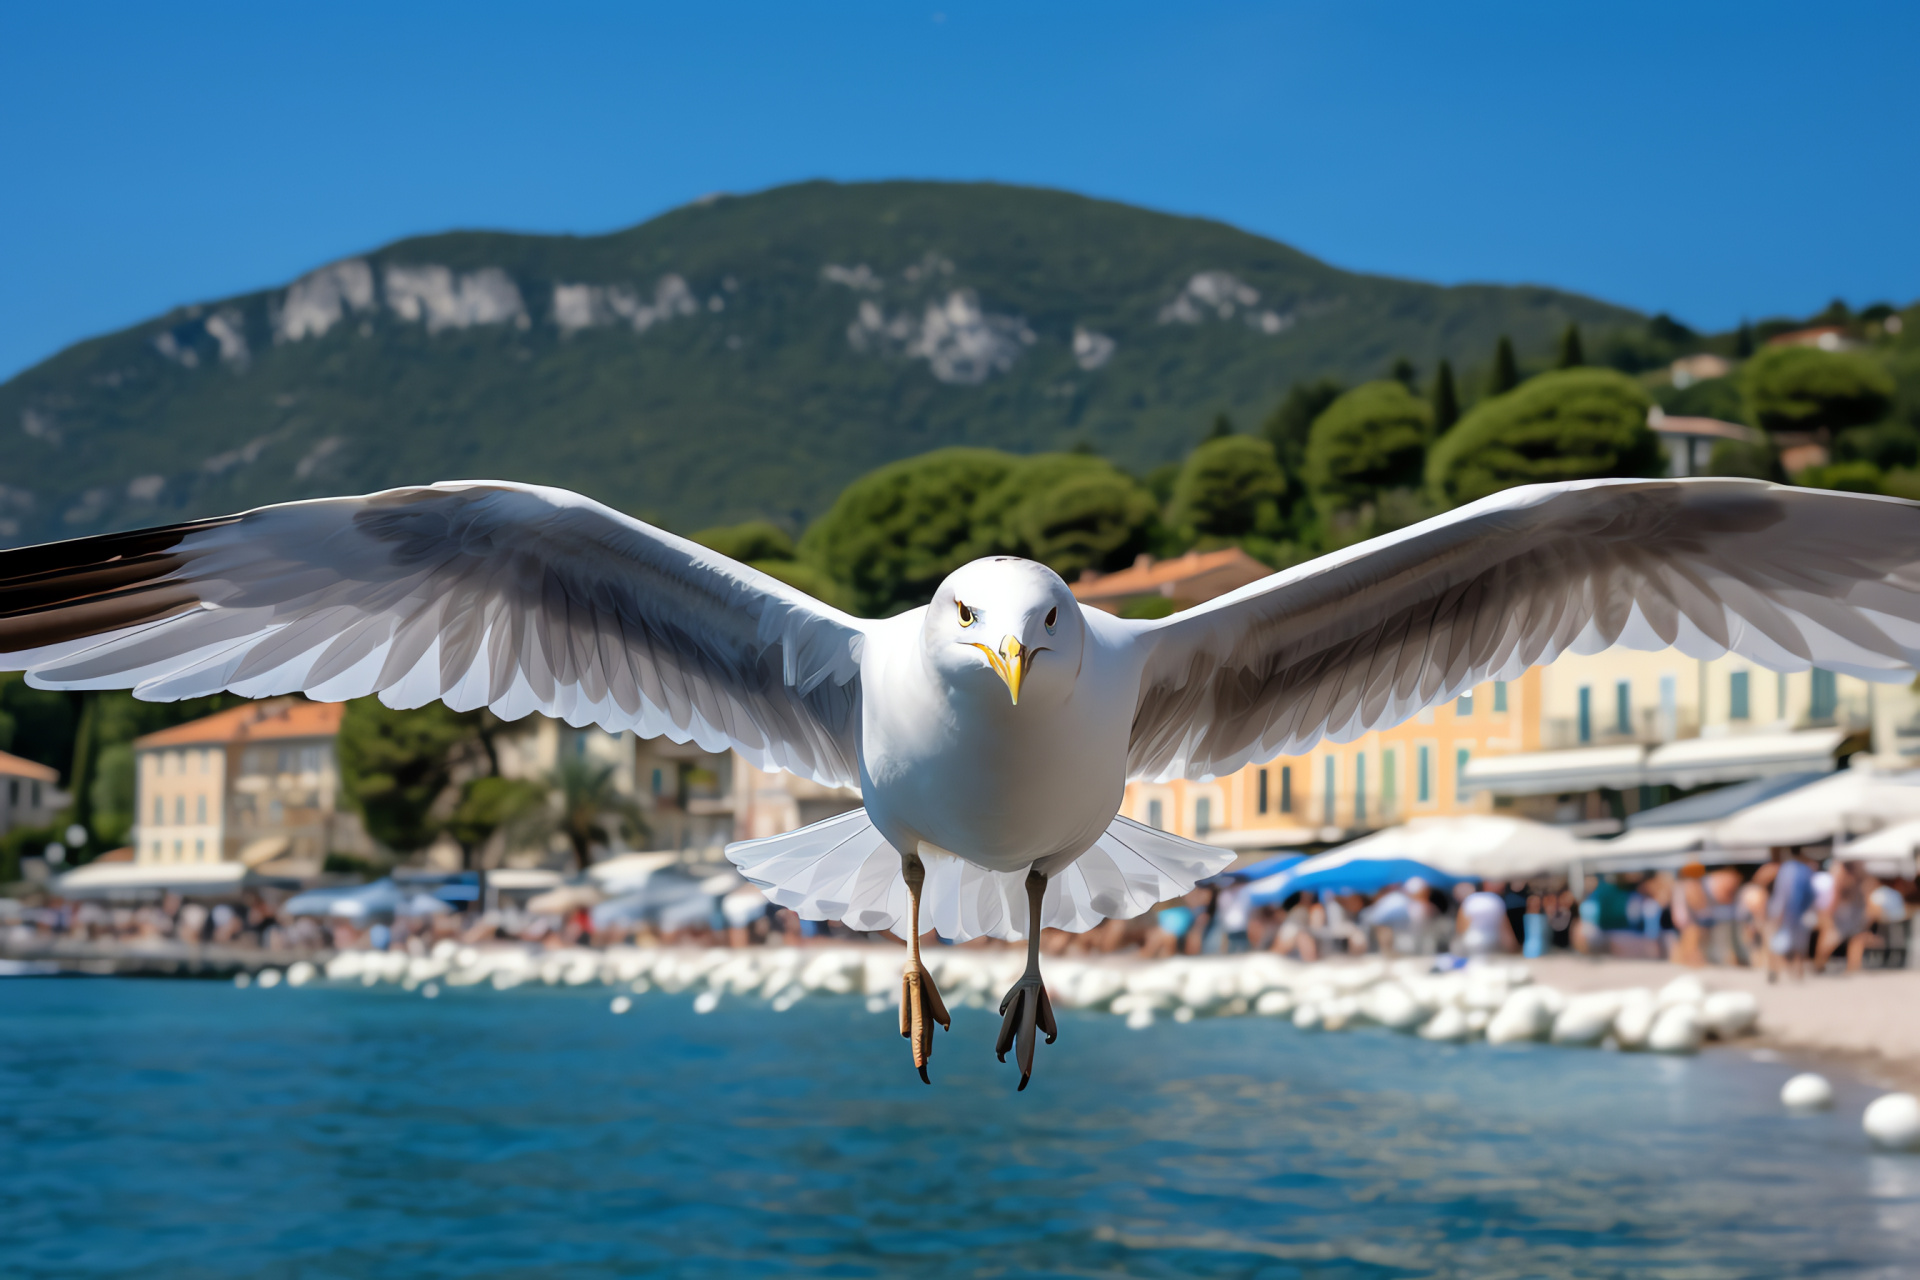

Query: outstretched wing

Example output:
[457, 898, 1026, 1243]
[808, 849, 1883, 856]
[1123, 478, 1920, 782]
[0, 482, 868, 786]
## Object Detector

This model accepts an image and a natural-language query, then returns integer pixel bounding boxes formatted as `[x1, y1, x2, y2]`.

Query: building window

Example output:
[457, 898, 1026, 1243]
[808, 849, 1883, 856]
[1456, 748, 1471, 802]
[1147, 799, 1164, 830]
[1195, 797, 1211, 836]
[194, 839, 204, 858]
[1417, 746, 1432, 804]
[1382, 749, 1397, 813]
[650, 768, 664, 796]
[1810, 668, 1837, 722]
[154, 797, 165, 825]
[1659, 674, 1677, 740]
[175, 796, 185, 823]
[173, 840, 182, 859]
[1730, 670, 1750, 721]
[7, 779, 15, 805]
[1354, 754, 1367, 824]
[1323, 756, 1336, 825]
[1457, 690, 1473, 716]
[196, 795, 206, 823]
[1615, 681, 1631, 735]
[1492, 681, 1508, 713]
[150, 841, 161, 859]
[1578, 687, 1592, 743]
[31, 781, 39, 808]
[1256, 768, 1269, 815]
[1777, 671, 1788, 720]
[1279, 766, 1292, 815]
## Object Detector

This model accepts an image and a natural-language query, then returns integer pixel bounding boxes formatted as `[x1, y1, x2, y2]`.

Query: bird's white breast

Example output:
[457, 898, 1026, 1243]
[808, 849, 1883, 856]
[856, 615, 1137, 873]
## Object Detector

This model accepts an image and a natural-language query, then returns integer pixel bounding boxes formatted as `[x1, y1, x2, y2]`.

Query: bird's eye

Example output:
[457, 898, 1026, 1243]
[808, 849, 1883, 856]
[957, 601, 975, 628]
[1044, 607, 1058, 632]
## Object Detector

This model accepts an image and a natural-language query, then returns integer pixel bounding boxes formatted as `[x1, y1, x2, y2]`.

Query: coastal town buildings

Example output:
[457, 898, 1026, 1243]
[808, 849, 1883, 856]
[0, 749, 65, 838]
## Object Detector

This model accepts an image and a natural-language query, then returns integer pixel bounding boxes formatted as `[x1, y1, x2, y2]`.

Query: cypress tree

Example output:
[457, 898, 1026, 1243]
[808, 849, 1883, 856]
[1557, 323, 1585, 369]
[1208, 411, 1235, 440]
[1389, 356, 1418, 391]
[1734, 320, 1755, 358]
[1489, 336, 1519, 395]
[1431, 359, 1460, 434]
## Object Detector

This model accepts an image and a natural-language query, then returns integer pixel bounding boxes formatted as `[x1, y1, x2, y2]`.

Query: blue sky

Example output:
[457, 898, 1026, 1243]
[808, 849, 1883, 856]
[2, 2, 1915, 380]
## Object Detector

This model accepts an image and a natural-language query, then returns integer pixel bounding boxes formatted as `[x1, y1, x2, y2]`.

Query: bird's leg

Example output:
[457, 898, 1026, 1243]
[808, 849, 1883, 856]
[898, 852, 949, 1083]
[996, 867, 1059, 1092]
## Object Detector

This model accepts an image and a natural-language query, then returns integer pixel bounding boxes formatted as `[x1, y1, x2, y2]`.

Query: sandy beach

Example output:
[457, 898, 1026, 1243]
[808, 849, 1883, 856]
[1529, 955, 1920, 1091]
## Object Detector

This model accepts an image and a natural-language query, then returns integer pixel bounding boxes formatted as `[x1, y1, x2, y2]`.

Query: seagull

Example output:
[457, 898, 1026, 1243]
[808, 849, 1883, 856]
[5, 476, 1920, 1086]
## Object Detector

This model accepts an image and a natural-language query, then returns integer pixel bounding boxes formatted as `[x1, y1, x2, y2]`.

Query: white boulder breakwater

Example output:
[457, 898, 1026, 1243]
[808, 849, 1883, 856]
[293, 946, 1762, 1056]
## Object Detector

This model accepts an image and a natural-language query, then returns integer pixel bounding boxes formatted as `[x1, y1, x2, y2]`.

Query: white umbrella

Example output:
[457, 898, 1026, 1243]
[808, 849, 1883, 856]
[1834, 817, 1920, 876]
[283, 878, 407, 920]
[526, 883, 604, 915]
[1322, 815, 1585, 881]
[1712, 767, 1920, 849]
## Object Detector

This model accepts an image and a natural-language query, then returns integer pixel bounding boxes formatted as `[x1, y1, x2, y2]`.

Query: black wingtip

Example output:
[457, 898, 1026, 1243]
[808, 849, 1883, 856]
[1017, 1074, 1030, 1093]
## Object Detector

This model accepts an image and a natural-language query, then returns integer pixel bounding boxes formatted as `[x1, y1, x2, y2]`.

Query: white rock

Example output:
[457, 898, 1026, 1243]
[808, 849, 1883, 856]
[1657, 975, 1708, 1008]
[1360, 982, 1427, 1031]
[1292, 1002, 1323, 1030]
[1612, 996, 1658, 1050]
[1648, 1004, 1703, 1054]
[1125, 1006, 1155, 1030]
[1464, 1008, 1492, 1033]
[1418, 1006, 1470, 1042]
[610, 995, 633, 1015]
[1486, 989, 1553, 1044]
[231, 972, 252, 989]
[1863, 1093, 1920, 1150]
[1111, 992, 1170, 1016]
[693, 990, 721, 1014]
[1550, 994, 1622, 1046]
[284, 960, 316, 987]
[1253, 990, 1295, 1017]
[324, 952, 365, 981]
[1172, 1005, 1195, 1023]
[256, 969, 283, 989]
[420, 982, 440, 999]
[490, 970, 524, 991]
[1781, 1073, 1834, 1111]
[1320, 995, 1360, 1031]
[1701, 990, 1759, 1039]
[431, 938, 458, 962]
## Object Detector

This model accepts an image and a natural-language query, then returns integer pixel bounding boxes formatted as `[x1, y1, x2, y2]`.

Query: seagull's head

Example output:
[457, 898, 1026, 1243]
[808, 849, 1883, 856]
[926, 557, 1083, 706]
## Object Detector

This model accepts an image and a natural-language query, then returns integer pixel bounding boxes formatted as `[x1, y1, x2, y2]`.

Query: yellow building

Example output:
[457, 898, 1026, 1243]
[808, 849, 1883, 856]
[134, 698, 349, 867]
[1122, 669, 1543, 847]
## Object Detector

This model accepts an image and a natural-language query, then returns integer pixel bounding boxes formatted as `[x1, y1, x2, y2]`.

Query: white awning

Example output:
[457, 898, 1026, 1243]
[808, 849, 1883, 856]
[1642, 729, 1845, 789]
[485, 868, 564, 891]
[54, 860, 250, 899]
[1202, 825, 1322, 850]
[1714, 767, 1920, 848]
[1326, 815, 1586, 879]
[1460, 745, 1645, 796]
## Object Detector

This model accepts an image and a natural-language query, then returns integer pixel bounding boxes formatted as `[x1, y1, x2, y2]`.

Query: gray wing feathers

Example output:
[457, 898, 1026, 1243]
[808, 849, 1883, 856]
[1125, 479, 1920, 782]
[1, 483, 867, 787]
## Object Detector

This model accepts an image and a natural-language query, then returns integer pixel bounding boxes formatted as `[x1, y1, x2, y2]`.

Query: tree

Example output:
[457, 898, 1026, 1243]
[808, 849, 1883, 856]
[799, 448, 1017, 617]
[1489, 336, 1520, 396]
[1430, 360, 1460, 434]
[536, 757, 648, 871]
[691, 519, 853, 610]
[1166, 436, 1293, 543]
[1208, 412, 1234, 440]
[1427, 368, 1662, 506]
[1734, 321, 1755, 358]
[336, 698, 485, 855]
[445, 775, 549, 869]
[1389, 357, 1418, 391]
[1261, 377, 1342, 474]
[1557, 324, 1585, 369]
[967, 453, 1156, 581]
[1305, 380, 1433, 514]
[1742, 345, 1895, 436]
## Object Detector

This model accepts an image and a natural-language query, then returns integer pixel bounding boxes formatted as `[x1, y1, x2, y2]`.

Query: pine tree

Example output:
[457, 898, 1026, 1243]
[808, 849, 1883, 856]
[1557, 323, 1585, 369]
[1734, 320, 1754, 359]
[1389, 356, 1418, 391]
[1208, 412, 1235, 440]
[1431, 359, 1459, 434]
[1490, 336, 1519, 396]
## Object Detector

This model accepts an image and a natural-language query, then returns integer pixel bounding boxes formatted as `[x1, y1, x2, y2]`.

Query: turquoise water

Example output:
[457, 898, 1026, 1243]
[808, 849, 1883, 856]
[2, 978, 1916, 1278]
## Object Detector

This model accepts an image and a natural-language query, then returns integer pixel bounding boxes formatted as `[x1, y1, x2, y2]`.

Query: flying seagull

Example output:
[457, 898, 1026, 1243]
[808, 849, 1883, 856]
[5, 476, 1920, 1086]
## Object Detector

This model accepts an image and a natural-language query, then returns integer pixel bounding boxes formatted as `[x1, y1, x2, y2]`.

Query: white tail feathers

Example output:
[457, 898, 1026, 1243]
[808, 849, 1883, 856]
[724, 808, 1233, 943]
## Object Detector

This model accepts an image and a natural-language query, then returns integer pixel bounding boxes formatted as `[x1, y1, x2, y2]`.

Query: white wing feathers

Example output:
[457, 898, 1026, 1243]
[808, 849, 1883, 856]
[0, 482, 868, 787]
[1125, 478, 1920, 783]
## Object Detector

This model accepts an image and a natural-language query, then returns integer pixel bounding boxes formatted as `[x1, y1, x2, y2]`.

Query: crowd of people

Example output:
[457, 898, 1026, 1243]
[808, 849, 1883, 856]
[3, 851, 1913, 977]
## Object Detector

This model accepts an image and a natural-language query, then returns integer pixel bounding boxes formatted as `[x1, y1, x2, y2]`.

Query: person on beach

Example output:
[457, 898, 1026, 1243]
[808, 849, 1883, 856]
[1814, 860, 1874, 973]
[1269, 892, 1319, 960]
[1767, 850, 1815, 983]
[1454, 884, 1515, 956]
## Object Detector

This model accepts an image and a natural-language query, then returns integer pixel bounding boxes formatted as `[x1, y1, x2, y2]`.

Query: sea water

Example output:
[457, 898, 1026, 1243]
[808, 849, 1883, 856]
[2, 977, 1916, 1278]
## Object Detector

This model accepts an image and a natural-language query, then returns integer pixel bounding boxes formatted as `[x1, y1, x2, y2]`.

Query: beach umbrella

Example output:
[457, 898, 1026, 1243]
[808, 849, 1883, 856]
[283, 878, 407, 920]
[1248, 852, 1463, 903]
[588, 869, 711, 930]
[396, 892, 453, 917]
[1713, 767, 1920, 849]
[1835, 817, 1920, 876]
[1310, 815, 1582, 880]
[526, 883, 605, 915]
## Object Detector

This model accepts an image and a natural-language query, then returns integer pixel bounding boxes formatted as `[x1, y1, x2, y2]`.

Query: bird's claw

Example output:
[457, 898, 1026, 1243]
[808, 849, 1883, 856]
[900, 962, 950, 1083]
[995, 974, 1057, 1091]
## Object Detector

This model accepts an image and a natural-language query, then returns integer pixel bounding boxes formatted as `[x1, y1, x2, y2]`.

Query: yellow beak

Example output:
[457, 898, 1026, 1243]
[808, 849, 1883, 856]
[970, 635, 1032, 704]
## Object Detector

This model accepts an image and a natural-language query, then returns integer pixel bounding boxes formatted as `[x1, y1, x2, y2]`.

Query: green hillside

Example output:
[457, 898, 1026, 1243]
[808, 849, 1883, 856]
[0, 180, 1641, 547]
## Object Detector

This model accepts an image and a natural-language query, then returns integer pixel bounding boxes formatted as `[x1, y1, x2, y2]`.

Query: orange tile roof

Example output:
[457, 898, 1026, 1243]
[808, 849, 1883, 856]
[0, 749, 59, 783]
[135, 698, 345, 749]
[1072, 547, 1272, 605]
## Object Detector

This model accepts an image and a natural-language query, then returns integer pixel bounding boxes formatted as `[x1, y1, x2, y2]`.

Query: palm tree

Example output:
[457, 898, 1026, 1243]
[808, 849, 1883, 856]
[541, 757, 649, 871]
